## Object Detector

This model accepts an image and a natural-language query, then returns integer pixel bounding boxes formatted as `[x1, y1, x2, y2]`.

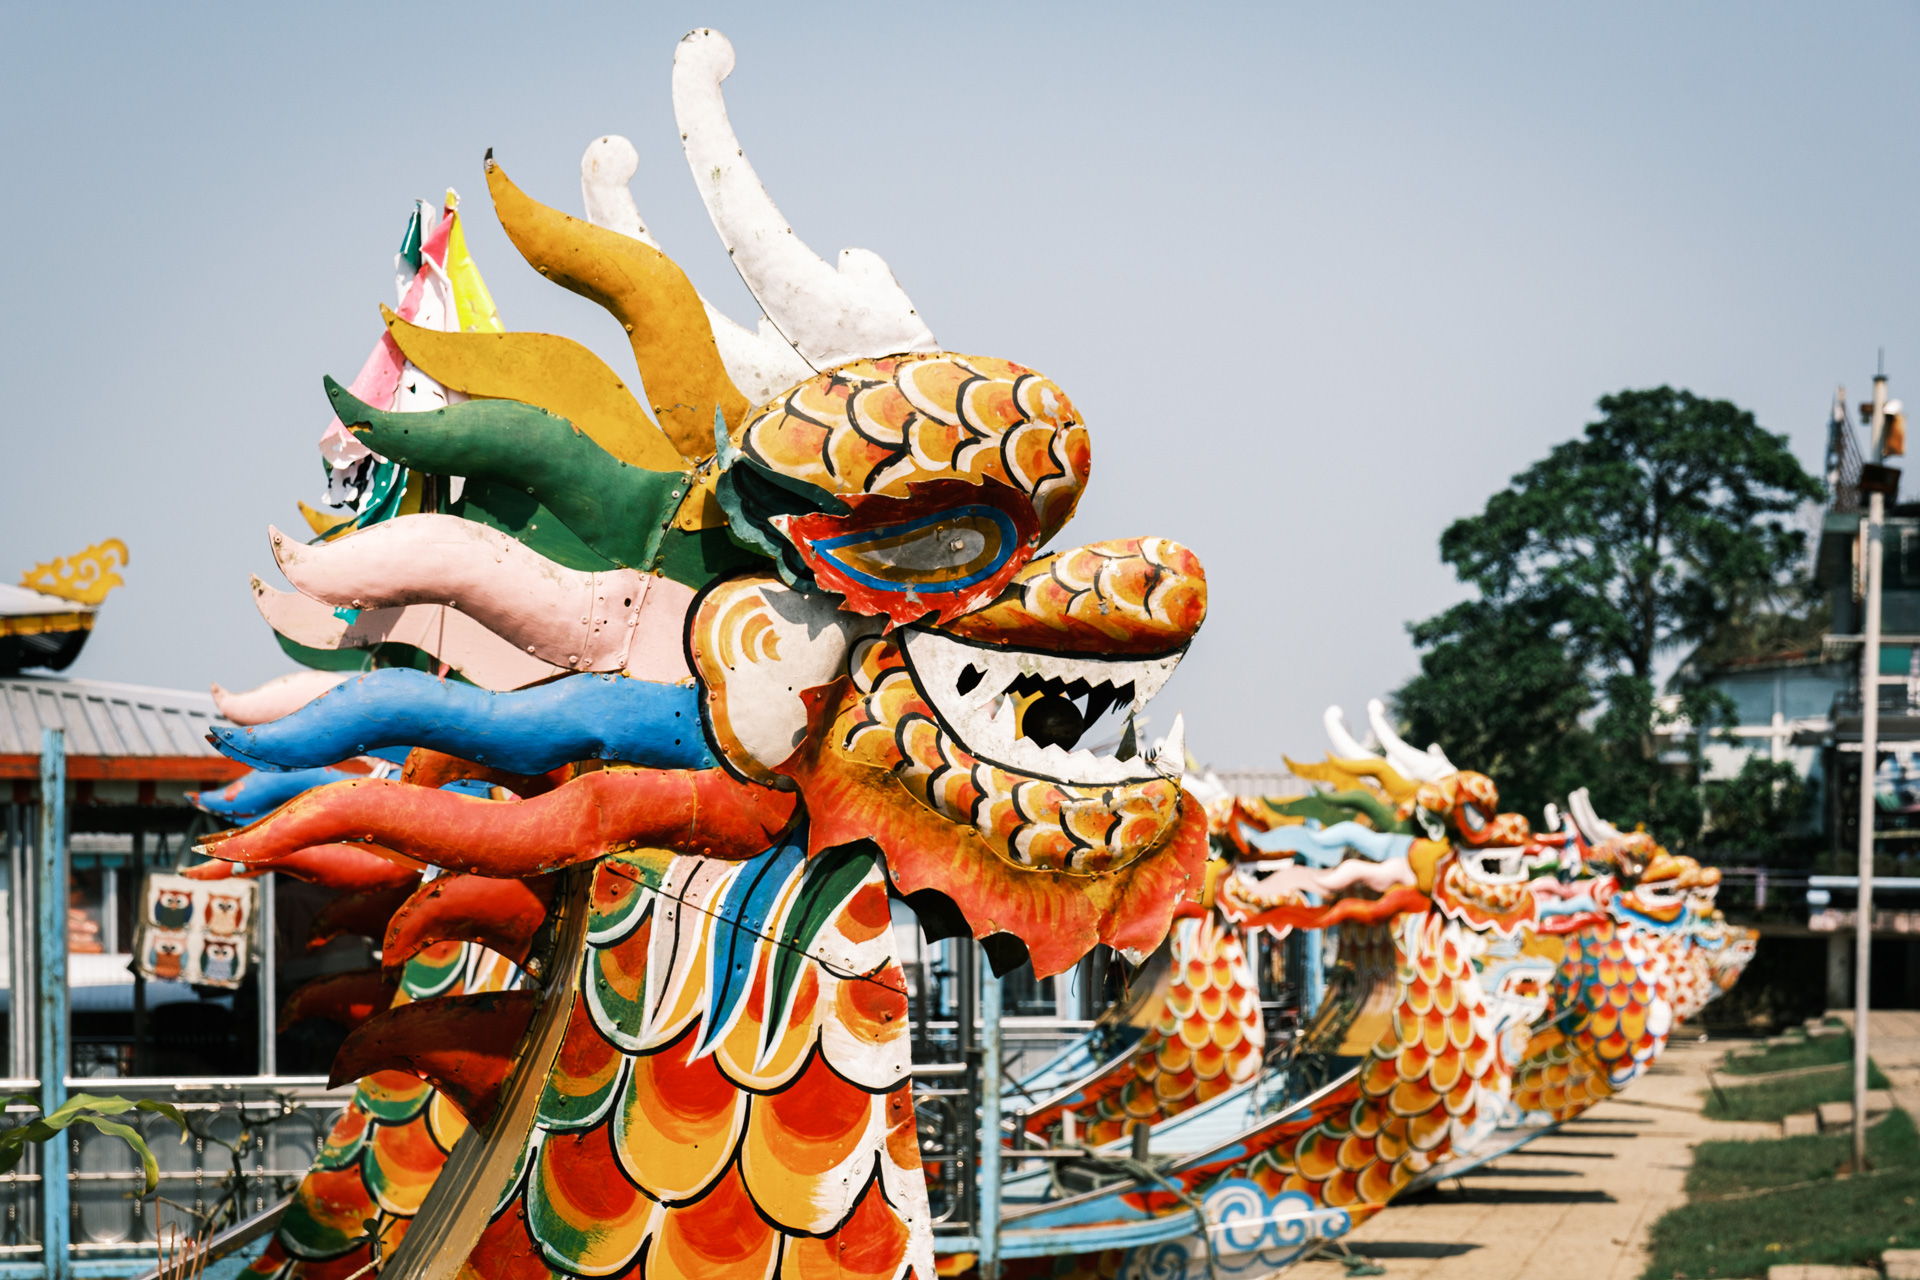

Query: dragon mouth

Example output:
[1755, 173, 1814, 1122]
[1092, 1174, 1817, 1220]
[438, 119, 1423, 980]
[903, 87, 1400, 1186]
[899, 626, 1186, 787]
[1626, 882, 1687, 920]
[1459, 845, 1531, 887]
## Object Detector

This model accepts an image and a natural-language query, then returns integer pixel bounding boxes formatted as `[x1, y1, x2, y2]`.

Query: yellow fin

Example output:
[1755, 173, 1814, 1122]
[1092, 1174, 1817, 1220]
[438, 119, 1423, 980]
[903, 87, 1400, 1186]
[486, 158, 748, 464]
[297, 500, 355, 538]
[671, 469, 728, 531]
[1284, 755, 1418, 804]
[383, 307, 686, 473]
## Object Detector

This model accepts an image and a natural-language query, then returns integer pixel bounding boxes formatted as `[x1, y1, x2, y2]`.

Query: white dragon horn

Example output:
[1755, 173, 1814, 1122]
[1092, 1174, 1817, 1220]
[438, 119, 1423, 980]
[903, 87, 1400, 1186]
[1322, 705, 1377, 761]
[579, 135, 814, 406]
[672, 29, 939, 370]
[1426, 741, 1457, 773]
[1567, 787, 1624, 844]
[1367, 698, 1448, 782]
[581, 135, 652, 242]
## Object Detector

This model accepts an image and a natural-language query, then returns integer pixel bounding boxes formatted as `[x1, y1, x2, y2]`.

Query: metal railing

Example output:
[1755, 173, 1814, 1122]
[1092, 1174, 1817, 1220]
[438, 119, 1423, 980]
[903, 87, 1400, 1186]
[0, 1077, 350, 1269]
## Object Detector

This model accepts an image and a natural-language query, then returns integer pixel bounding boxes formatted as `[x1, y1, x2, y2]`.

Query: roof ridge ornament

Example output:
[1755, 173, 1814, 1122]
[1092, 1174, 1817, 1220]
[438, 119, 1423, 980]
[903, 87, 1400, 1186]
[19, 538, 128, 607]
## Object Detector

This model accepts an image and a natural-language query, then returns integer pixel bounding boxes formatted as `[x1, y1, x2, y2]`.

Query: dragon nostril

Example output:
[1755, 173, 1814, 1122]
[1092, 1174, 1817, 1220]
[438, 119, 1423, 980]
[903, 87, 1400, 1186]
[957, 665, 985, 696]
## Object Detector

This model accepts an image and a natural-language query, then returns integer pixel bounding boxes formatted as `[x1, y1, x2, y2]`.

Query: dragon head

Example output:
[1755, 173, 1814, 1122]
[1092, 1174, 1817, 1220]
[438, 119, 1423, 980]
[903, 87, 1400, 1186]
[690, 356, 1207, 975]
[209, 29, 1206, 983]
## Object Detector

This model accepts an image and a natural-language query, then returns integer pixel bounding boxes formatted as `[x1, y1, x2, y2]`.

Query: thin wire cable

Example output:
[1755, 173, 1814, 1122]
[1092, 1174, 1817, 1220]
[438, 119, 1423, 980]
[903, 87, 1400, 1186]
[600, 860, 899, 991]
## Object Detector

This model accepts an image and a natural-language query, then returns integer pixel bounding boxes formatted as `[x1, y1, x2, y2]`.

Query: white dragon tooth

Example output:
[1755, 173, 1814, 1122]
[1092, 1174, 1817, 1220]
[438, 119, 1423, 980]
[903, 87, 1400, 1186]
[1153, 712, 1187, 776]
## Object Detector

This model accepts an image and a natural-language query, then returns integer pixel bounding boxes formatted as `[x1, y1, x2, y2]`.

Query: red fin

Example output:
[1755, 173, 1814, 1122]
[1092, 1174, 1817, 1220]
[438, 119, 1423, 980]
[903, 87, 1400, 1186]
[197, 769, 797, 876]
[383, 873, 556, 976]
[182, 860, 240, 881]
[331, 990, 540, 1128]
[309, 881, 422, 950]
[227, 842, 423, 892]
[279, 967, 398, 1033]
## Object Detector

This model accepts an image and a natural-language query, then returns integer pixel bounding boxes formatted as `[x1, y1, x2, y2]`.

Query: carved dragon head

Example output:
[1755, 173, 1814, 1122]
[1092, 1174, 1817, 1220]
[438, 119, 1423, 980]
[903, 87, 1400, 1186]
[202, 28, 1206, 982]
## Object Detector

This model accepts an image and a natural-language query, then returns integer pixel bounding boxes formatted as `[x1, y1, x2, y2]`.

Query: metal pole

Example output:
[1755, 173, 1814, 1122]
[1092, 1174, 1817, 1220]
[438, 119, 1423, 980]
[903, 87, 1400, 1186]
[38, 729, 69, 1280]
[131, 829, 145, 1076]
[14, 803, 35, 1082]
[257, 872, 276, 1076]
[1855, 370, 1891, 1173]
[1302, 928, 1324, 1022]
[977, 947, 1003, 1280]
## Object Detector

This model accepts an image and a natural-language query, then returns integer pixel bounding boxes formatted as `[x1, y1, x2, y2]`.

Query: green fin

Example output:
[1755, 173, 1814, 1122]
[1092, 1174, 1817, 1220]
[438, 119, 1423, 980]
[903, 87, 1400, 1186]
[327, 376, 682, 570]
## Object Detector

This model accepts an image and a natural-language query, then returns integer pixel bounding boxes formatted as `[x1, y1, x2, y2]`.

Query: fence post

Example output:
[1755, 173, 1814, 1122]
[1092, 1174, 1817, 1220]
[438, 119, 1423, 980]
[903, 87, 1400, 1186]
[1302, 927, 1324, 1021]
[38, 728, 69, 1280]
[257, 872, 276, 1076]
[977, 949, 1002, 1280]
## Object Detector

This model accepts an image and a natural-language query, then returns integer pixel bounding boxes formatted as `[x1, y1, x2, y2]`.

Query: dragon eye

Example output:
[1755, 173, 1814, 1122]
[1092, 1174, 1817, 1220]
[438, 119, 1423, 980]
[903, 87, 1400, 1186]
[1460, 804, 1487, 833]
[812, 506, 1016, 591]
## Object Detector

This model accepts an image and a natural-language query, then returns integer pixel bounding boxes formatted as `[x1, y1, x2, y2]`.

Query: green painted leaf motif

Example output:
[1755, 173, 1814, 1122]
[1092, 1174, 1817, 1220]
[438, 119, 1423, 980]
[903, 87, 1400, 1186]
[400, 942, 468, 1000]
[585, 907, 653, 1054]
[276, 1185, 369, 1261]
[524, 1123, 651, 1275]
[762, 841, 878, 1053]
[587, 852, 666, 945]
[494, 1126, 540, 1219]
[314, 1104, 371, 1171]
[534, 1051, 629, 1135]
[355, 1074, 433, 1125]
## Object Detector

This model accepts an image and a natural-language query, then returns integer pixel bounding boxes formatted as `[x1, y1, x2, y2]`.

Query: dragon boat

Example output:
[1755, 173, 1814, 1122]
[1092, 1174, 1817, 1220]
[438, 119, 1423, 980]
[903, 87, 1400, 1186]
[180, 31, 1756, 1278]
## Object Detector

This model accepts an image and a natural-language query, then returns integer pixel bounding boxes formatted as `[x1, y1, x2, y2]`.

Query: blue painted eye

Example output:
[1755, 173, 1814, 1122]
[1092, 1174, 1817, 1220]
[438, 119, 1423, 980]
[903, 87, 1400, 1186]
[812, 505, 1020, 594]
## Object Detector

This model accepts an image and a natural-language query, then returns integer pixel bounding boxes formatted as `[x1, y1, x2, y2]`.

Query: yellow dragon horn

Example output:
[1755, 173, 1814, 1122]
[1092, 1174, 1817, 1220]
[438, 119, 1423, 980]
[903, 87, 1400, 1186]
[485, 153, 750, 463]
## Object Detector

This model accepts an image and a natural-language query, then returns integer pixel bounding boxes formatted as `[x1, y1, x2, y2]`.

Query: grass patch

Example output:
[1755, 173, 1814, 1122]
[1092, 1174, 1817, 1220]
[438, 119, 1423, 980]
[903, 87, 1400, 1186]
[1720, 1032, 1852, 1077]
[1703, 1057, 1890, 1122]
[1644, 1109, 1920, 1279]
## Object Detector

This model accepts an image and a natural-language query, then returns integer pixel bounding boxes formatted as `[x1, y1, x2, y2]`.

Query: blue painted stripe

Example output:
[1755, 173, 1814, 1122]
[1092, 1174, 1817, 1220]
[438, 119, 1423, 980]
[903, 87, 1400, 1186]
[191, 766, 361, 822]
[814, 503, 1018, 595]
[1244, 821, 1412, 866]
[697, 830, 807, 1058]
[206, 669, 715, 775]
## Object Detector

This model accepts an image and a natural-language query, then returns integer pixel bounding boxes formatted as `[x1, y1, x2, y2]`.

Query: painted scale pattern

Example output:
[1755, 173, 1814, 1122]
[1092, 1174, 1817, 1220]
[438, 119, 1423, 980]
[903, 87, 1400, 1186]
[1236, 911, 1497, 1223]
[462, 836, 932, 1280]
[1022, 904, 1507, 1279]
[1667, 924, 1717, 1022]
[249, 942, 521, 1280]
[1511, 916, 1672, 1122]
[1020, 913, 1263, 1147]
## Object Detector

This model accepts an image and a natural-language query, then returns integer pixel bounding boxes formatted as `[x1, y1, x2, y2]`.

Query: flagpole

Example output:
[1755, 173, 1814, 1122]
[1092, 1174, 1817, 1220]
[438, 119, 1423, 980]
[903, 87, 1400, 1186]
[1854, 364, 1902, 1171]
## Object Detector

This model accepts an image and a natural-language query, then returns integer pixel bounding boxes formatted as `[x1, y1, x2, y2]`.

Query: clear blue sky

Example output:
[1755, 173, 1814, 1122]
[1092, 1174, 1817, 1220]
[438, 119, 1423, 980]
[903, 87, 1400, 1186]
[3, 2, 1916, 767]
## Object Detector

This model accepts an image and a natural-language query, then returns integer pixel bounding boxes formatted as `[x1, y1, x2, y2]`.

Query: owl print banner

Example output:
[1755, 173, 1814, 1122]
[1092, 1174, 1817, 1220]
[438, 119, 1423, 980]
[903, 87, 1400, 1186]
[135, 874, 256, 989]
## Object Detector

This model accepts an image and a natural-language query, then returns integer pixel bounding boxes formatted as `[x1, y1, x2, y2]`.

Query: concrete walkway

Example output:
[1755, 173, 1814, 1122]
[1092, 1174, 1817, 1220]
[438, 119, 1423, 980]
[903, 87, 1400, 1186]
[1291, 1037, 1776, 1280]
[1833, 1009, 1920, 1119]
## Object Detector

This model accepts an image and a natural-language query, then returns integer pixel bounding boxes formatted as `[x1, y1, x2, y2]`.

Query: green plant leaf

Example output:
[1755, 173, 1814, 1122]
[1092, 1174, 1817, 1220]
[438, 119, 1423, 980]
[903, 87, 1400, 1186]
[68, 1115, 160, 1194]
[0, 1095, 187, 1194]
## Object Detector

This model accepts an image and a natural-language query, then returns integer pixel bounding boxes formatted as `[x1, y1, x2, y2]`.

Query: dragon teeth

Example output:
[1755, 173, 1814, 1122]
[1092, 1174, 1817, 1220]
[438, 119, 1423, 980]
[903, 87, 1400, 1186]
[899, 626, 1186, 787]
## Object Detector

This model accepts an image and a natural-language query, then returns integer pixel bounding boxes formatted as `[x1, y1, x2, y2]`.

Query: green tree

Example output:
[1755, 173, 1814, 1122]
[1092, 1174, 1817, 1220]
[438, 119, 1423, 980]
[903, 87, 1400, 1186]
[1700, 756, 1818, 858]
[1395, 387, 1824, 844]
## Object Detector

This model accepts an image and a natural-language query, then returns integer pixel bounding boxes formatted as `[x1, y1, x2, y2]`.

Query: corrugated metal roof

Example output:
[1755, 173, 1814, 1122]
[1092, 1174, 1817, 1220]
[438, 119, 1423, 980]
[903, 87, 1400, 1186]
[1209, 768, 1312, 799]
[0, 676, 227, 758]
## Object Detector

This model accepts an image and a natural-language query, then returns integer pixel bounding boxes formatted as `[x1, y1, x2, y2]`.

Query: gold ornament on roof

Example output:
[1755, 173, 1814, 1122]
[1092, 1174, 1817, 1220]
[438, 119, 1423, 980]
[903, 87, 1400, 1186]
[20, 538, 129, 606]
